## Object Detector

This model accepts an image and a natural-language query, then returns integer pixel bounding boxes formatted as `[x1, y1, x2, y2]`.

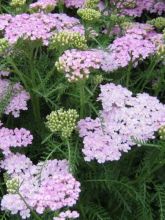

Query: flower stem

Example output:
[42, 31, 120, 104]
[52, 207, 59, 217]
[79, 80, 86, 118]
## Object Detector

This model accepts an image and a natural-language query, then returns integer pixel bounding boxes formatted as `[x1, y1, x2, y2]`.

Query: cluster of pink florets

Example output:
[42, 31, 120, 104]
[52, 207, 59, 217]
[64, 0, 85, 8]
[56, 49, 102, 81]
[78, 83, 165, 163]
[29, 0, 57, 11]
[0, 123, 33, 155]
[0, 78, 30, 117]
[101, 23, 163, 72]
[1, 153, 81, 219]
[0, 13, 84, 45]
[111, 0, 165, 17]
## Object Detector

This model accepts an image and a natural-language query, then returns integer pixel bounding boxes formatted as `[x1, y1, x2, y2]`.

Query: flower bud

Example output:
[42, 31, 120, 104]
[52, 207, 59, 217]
[46, 109, 79, 138]
[158, 126, 165, 140]
[6, 178, 19, 194]
[77, 8, 101, 22]
[49, 31, 87, 50]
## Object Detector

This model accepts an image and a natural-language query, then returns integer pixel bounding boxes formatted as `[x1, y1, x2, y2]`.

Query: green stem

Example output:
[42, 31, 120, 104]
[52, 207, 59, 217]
[66, 139, 72, 172]
[31, 94, 41, 128]
[126, 60, 132, 88]
[79, 80, 86, 118]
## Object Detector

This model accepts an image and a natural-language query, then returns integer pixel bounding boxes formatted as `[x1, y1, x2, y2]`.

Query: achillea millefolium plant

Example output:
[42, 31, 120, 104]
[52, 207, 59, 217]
[0, 0, 165, 219]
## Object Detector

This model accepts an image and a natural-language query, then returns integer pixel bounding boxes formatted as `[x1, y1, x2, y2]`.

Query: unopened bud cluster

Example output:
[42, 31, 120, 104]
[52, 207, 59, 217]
[10, 0, 26, 7]
[93, 74, 103, 85]
[158, 126, 165, 140]
[46, 109, 79, 138]
[6, 179, 19, 194]
[0, 39, 9, 54]
[84, 0, 99, 8]
[49, 31, 87, 50]
[77, 8, 101, 22]
[148, 17, 165, 30]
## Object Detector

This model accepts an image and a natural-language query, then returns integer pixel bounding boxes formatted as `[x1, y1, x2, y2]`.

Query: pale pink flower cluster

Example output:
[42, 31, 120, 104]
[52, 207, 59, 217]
[0, 13, 84, 45]
[29, 0, 57, 11]
[101, 23, 161, 72]
[0, 78, 30, 117]
[64, 0, 85, 8]
[53, 210, 79, 220]
[0, 70, 10, 77]
[56, 49, 102, 81]
[111, 0, 165, 17]
[78, 83, 165, 163]
[1, 153, 81, 219]
[0, 125, 33, 155]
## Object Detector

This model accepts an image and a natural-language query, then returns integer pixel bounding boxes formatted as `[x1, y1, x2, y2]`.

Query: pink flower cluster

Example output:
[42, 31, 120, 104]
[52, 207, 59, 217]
[78, 83, 165, 163]
[0, 70, 10, 77]
[56, 49, 102, 81]
[29, 0, 57, 11]
[1, 153, 81, 219]
[101, 23, 162, 72]
[0, 78, 30, 117]
[0, 124, 33, 155]
[53, 210, 79, 220]
[64, 0, 85, 8]
[0, 13, 84, 45]
[112, 0, 165, 17]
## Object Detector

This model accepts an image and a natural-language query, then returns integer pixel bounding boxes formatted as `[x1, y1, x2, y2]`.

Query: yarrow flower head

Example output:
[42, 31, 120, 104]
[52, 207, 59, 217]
[1, 154, 81, 219]
[29, 0, 57, 12]
[46, 109, 79, 138]
[10, 0, 26, 7]
[101, 23, 161, 72]
[77, 8, 101, 22]
[158, 125, 165, 140]
[113, 0, 165, 17]
[64, 0, 85, 8]
[78, 83, 165, 163]
[55, 49, 102, 82]
[0, 125, 33, 155]
[0, 78, 30, 117]
[49, 31, 87, 50]
[53, 210, 79, 220]
[0, 13, 84, 45]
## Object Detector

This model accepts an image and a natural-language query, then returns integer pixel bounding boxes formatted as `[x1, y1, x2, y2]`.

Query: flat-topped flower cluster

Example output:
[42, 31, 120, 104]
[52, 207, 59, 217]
[78, 83, 165, 163]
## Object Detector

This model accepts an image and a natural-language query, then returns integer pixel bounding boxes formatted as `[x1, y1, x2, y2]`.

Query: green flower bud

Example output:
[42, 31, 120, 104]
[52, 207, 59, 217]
[84, 0, 99, 8]
[6, 178, 19, 194]
[158, 126, 165, 140]
[0, 38, 9, 54]
[121, 21, 133, 30]
[77, 8, 101, 22]
[148, 17, 165, 30]
[49, 31, 87, 50]
[46, 109, 79, 138]
[10, 0, 26, 7]
[93, 74, 103, 85]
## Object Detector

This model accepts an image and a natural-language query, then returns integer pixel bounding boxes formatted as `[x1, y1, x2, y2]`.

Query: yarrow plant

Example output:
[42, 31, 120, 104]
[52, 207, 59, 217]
[0, 0, 165, 219]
